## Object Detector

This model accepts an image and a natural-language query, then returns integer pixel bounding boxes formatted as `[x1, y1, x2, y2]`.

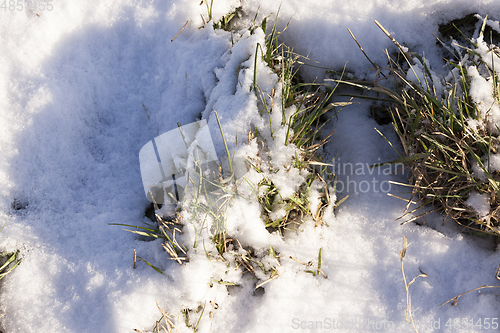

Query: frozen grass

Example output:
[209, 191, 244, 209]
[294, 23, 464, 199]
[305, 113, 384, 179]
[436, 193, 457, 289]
[254, 13, 351, 231]
[211, 12, 339, 255]
[0, 212, 21, 322]
[4, 2, 500, 332]
[341, 17, 500, 237]
[134, 10, 348, 332]
[120, 12, 500, 333]
[0, 213, 21, 282]
[105, 10, 345, 331]
[128, 10, 345, 260]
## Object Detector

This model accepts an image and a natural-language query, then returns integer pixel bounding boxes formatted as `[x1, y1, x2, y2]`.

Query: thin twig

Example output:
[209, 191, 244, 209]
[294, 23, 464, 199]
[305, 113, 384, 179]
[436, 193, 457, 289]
[156, 302, 181, 333]
[386, 192, 418, 204]
[289, 256, 327, 278]
[347, 27, 385, 77]
[255, 272, 279, 289]
[141, 101, 150, 120]
[400, 235, 426, 333]
[440, 285, 500, 307]
[374, 20, 414, 64]
[171, 21, 189, 42]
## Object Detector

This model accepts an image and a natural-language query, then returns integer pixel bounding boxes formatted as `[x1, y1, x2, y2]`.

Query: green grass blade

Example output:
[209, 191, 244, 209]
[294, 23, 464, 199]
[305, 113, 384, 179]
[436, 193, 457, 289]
[214, 110, 233, 176]
[137, 256, 165, 275]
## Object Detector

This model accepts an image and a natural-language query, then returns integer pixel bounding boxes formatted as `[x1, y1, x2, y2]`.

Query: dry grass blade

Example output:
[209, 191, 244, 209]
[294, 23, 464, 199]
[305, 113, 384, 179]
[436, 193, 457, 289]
[155, 302, 181, 333]
[399, 207, 441, 226]
[255, 271, 279, 289]
[404, 173, 423, 215]
[347, 27, 384, 76]
[162, 242, 187, 265]
[171, 21, 189, 42]
[440, 285, 500, 307]
[400, 235, 426, 333]
[234, 253, 256, 275]
[312, 175, 331, 227]
[386, 192, 418, 205]
[343, 19, 500, 233]
[289, 255, 327, 278]
[375, 20, 415, 64]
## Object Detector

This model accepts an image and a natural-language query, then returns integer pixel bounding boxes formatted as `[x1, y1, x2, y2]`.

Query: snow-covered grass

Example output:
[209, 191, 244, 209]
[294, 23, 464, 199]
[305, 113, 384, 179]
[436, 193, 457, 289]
[142, 10, 343, 295]
[3, 1, 500, 333]
[0, 214, 21, 281]
[340, 16, 500, 236]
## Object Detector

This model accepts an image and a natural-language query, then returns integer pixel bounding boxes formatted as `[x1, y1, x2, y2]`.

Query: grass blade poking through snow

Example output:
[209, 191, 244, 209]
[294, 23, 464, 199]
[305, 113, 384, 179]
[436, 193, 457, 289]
[339, 18, 500, 236]
[214, 110, 233, 176]
[248, 12, 350, 232]
[290, 250, 327, 279]
[400, 235, 427, 333]
[133, 9, 350, 331]
[0, 212, 21, 281]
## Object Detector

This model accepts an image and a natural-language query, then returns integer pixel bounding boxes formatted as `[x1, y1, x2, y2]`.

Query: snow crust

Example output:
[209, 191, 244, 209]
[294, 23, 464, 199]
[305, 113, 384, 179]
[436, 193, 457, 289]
[1, 1, 500, 332]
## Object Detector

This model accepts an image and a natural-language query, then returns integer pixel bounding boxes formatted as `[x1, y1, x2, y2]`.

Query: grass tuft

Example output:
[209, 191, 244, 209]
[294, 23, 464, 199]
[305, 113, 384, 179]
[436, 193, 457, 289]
[340, 18, 500, 237]
[0, 212, 21, 281]
[131, 8, 345, 331]
[249, 11, 350, 233]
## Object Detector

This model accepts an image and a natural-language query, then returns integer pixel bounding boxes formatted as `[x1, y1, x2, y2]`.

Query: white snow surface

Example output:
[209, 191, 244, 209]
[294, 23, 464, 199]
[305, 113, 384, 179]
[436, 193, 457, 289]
[1, 1, 500, 333]
[465, 192, 490, 219]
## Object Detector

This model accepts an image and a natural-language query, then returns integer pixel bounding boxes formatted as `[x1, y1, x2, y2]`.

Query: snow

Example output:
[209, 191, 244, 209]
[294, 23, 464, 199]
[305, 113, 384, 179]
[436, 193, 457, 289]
[1, 1, 500, 333]
[465, 192, 490, 219]
[468, 65, 500, 130]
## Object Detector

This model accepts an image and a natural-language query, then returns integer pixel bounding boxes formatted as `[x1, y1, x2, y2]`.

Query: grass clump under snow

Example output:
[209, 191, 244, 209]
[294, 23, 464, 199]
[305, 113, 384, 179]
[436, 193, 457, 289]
[344, 16, 500, 237]
[177, 11, 343, 268]
[128, 9, 345, 333]
[0, 213, 21, 285]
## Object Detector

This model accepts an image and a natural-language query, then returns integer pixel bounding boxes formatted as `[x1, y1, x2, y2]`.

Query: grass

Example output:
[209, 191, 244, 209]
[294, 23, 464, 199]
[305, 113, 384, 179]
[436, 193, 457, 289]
[0, 210, 22, 326]
[199, 1, 242, 32]
[110, 201, 187, 268]
[132, 8, 344, 332]
[340, 17, 500, 237]
[400, 235, 427, 333]
[249, 10, 351, 233]
[290, 247, 327, 278]
[213, 7, 241, 31]
[0, 212, 21, 282]
[196, 6, 344, 280]
[130, 7, 344, 260]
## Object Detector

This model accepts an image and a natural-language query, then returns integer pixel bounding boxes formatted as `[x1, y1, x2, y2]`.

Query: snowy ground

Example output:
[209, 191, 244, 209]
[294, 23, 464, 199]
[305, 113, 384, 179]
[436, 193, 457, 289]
[2, 1, 500, 332]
